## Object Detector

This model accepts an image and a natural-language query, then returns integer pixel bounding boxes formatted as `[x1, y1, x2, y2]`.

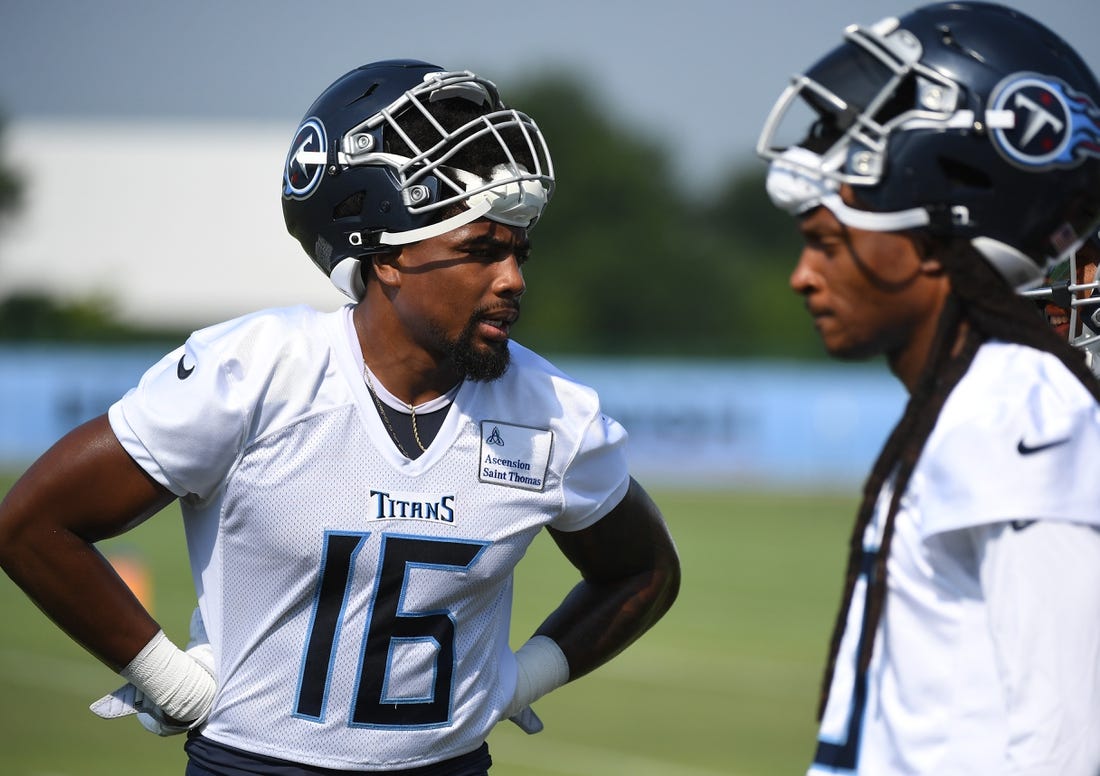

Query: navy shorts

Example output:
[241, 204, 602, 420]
[184, 735, 492, 776]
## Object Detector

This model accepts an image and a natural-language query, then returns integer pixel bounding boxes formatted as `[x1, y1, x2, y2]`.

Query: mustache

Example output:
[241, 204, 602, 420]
[474, 301, 521, 321]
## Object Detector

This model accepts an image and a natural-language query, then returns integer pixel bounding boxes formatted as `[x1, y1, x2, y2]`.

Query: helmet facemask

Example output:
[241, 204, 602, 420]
[348, 71, 554, 240]
[758, 16, 987, 190]
[1023, 232, 1100, 372]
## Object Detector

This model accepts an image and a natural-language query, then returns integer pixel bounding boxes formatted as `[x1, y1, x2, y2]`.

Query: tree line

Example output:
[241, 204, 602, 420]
[0, 74, 823, 359]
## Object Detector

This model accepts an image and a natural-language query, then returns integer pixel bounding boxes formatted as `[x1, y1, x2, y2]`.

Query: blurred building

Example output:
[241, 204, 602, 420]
[0, 119, 344, 330]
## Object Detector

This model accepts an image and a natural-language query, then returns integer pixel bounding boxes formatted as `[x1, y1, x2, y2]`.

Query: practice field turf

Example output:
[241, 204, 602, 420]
[0, 474, 856, 775]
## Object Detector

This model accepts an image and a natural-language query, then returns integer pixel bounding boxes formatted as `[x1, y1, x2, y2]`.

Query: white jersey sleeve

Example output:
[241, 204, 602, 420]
[107, 310, 306, 498]
[918, 343, 1100, 536]
[974, 519, 1100, 775]
[556, 409, 629, 532]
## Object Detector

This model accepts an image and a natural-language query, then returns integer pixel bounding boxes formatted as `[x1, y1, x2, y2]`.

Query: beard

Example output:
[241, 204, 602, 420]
[434, 310, 512, 382]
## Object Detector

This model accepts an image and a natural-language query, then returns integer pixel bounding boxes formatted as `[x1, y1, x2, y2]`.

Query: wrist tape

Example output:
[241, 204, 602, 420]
[507, 635, 569, 717]
[120, 630, 215, 723]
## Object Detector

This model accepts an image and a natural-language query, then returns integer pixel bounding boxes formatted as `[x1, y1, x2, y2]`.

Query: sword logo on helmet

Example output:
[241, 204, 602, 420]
[990, 74, 1100, 170]
[282, 117, 327, 200]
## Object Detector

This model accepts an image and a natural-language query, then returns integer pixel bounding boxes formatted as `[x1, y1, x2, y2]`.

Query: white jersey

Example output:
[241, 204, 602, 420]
[811, 342, 1100, 776]
[108, 304, 630, 771]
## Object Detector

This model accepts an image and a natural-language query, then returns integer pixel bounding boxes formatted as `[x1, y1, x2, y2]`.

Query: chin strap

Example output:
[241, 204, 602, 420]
[379, 197, 495, 247]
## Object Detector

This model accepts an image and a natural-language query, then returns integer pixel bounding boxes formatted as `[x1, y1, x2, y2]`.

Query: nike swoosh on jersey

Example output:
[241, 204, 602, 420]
[177, 355, 195, 380]
[1016, 437, 1071, 455]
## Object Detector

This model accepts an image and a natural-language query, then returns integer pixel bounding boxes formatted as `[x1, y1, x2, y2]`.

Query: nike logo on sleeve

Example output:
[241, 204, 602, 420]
[177, 355, 196, 379]
[1016, 437, 1071, 455]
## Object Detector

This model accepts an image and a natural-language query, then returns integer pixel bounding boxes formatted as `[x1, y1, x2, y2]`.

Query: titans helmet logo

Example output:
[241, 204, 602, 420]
[989, 73, 1100, 170]
[282, 117, 327, 200]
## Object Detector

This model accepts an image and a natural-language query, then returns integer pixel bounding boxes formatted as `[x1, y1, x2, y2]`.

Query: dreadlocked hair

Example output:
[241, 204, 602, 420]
[817, 238, 1100, 720]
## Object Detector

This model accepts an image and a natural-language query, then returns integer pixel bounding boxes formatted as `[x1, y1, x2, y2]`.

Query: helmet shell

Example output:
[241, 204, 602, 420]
[281, 59, 446, 280]
[837, 3, 1100, 264]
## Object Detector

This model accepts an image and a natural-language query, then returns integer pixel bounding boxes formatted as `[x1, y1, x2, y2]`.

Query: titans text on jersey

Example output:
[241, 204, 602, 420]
[370, 491, 456, 523]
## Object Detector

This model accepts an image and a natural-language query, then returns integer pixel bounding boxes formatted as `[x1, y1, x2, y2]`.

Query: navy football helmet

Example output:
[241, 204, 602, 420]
[282, 60, 554, 299]
[757, 2, 1100, 289]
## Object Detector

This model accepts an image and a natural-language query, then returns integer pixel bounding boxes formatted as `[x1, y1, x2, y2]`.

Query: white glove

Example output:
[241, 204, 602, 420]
[502, 636, 569, 735]
[90, 607, 214, 736]
[508, 705, 545, 735]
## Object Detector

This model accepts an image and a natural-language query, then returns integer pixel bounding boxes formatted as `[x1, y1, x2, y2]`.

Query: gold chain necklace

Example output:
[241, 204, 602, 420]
[363, 361, 427, 456]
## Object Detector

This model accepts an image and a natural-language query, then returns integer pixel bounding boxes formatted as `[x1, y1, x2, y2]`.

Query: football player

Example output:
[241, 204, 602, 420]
[1025, 230, 1100, 372]
[0, 61, 680, 774]
[757, 3, 1100, 774]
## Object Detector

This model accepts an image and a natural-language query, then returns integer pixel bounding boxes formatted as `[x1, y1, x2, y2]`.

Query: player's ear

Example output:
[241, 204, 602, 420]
[369, 250, 403, 288]
[908, 231, 945, 276]
[919, 256, 945, 276]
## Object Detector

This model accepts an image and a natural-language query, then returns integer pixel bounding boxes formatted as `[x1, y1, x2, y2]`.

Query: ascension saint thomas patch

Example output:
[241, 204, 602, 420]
[478, 421, 552, 492]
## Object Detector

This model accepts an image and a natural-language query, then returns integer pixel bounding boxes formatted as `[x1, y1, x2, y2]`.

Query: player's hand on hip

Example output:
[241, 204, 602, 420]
[500, 636, 570, 735]
[89, 607, 216, 736]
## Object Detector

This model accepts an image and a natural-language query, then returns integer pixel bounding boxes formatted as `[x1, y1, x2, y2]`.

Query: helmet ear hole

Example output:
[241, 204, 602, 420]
[333, 191, 365, 220]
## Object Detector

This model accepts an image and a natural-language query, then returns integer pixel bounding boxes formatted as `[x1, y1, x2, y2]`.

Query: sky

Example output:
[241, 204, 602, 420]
[3, 0, 1099, 184]
[1, 0, 1099, 326]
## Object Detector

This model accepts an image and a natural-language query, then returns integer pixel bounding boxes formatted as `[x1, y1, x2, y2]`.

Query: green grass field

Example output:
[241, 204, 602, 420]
[0, 474, 857, 775]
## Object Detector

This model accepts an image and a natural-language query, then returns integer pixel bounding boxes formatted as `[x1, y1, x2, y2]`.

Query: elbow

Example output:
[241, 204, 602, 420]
[636, 546, 680, 625]
[0, 524, 34, 588]
[0, 483, 58, 577]
[654, 551, 681, 619]
[0, 498, 26, 573]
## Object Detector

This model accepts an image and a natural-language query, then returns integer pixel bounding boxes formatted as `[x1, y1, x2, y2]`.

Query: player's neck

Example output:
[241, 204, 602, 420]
[887, 282, 957, 394]
[366, 353, 462, 406]
[353, 305, 461, 405]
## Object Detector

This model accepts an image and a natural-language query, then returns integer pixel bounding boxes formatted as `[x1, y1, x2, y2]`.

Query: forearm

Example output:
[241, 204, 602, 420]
[0, 518, 161, 670]
[502, 549, 676, 725]
[537, 477, 680, 680]
[0, 415, 172, 670]
[533, 563, 678, 679]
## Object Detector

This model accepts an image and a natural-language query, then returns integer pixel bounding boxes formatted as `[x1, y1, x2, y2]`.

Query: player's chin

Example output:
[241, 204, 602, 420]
[819, 334, 878, 362]
[453, 338, 510, 382]
[474, 339, 510, 367]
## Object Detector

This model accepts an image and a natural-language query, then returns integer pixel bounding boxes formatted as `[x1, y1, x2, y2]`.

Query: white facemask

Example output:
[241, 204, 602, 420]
[765, 146, 931, 231]
[379, 164, 548, 246]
